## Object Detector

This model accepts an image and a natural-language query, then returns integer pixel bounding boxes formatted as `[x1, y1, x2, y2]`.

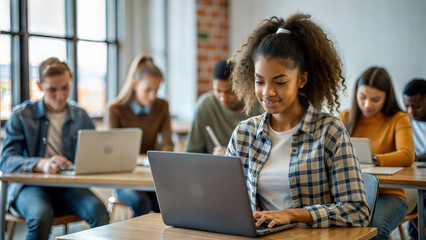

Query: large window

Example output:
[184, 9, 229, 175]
[0, 0, 118, 121]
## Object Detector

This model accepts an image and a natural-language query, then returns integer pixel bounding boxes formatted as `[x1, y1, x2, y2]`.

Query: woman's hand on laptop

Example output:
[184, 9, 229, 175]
[253, 209, 313, 228]
[33, 156, 73, 174]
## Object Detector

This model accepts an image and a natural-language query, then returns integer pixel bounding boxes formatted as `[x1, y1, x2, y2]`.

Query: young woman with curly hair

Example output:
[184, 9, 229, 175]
[226, 13, 370, 229]
[340, 66, 415, 239]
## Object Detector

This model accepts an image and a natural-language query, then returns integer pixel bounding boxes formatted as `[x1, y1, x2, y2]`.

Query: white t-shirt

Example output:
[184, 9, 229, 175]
[258, 120, 300, 211]
[45, 111, 66, 157]
[412, 120, 426, 155]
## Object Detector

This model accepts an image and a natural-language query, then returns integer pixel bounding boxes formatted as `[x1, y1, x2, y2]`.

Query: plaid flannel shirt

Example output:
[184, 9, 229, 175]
[226, 101, 370, 228]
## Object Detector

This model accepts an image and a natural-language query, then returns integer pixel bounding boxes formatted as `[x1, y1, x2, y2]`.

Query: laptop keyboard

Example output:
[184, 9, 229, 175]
[58, 165, 75, 175]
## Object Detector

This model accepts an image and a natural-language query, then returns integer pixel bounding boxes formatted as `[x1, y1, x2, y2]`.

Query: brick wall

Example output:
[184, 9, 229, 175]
[196, 0, 229, 97]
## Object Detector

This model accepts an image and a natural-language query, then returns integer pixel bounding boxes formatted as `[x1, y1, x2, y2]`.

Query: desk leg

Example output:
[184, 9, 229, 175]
[418, 190, 425, 240]
[0, 181, 8, 240]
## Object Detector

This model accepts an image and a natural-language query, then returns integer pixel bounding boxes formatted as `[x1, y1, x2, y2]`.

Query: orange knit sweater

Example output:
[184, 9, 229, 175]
[340, 110, 415, 200]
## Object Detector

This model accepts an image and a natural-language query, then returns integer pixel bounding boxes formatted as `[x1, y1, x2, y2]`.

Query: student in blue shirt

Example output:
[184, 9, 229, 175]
[1, 57, 109, 240]
[226, 14, 369, 228]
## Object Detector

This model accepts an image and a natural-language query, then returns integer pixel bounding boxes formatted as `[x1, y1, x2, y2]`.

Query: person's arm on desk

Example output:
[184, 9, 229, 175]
[253, 209, 313, 228]
[374, 114, 415, 167]
[32, 156, 73, 174]
[0, 111, 41, 173]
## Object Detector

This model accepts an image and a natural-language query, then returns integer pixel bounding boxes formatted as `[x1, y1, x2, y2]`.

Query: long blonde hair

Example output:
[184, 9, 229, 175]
[113, 54, 163, 105]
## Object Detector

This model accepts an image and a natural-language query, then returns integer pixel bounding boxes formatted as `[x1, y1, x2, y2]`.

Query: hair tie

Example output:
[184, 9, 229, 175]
[276, 28, 291, 34]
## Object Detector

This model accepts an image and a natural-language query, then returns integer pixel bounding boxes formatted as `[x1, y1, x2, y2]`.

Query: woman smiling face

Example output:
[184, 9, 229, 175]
[254, 56, 307, 119]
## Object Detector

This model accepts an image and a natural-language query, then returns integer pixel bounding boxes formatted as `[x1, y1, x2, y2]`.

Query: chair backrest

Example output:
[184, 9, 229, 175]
[362, 173, 379, 227]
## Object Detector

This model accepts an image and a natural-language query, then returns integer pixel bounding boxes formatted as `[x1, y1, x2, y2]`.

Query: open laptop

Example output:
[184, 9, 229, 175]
[147, 151, 297, 237]
[60, 128, 142, 175]
[351, 137, 403, 175]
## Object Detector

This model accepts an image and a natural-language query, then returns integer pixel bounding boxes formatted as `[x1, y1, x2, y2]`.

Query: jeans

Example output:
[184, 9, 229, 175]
[14, 186, 110, 240]
[116, 189, 159, 217]
[372, 194, 407, 240]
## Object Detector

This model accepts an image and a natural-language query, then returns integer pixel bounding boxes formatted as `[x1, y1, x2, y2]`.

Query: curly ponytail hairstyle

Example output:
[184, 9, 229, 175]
[230, 13, 345, 114]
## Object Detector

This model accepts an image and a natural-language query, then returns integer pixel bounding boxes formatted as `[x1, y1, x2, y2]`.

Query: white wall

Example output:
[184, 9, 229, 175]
[230, 0, 426, 110]
[166, 0, 197, 121]
[118, 0, 197, 121]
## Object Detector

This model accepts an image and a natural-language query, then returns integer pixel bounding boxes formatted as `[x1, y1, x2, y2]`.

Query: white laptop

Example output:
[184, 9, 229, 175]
[351, 137, 403, 175]
[60, 128, 142, 175]
[148, 151, 297, 237]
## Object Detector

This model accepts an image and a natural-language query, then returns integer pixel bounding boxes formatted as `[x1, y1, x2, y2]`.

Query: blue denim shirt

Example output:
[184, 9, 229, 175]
[0, 99, 95, 209]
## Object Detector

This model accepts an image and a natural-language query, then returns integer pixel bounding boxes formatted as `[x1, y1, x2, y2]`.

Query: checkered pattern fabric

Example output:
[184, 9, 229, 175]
[226, 101, 370, 228]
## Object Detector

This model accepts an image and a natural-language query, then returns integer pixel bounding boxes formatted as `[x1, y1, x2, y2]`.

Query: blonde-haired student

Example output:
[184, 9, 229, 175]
[106, 54, 173, 217]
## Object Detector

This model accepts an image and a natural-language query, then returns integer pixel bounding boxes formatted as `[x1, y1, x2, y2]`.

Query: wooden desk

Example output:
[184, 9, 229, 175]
[57, 213, 377, 240]
[375, 162, 426, 240]
[0, 167, 154, 240]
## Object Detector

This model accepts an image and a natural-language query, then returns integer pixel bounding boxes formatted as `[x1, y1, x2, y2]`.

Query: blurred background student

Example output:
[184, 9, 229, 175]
[403, 78, 426, 161]
[340, 66, 415, 240]
[402, 78, 426, 238]
[186, 60, 261, 155]
[106, 54, 173, 217]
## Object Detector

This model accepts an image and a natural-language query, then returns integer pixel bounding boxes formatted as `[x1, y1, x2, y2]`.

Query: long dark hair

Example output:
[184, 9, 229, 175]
[230, 13, 345, 114]
[344, 66, 402, 135]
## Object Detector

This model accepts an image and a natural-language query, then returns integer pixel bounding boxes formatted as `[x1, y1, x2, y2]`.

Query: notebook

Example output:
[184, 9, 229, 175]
[147, 151, 297, 237]
[60, 128, 142, 175]
[351, 137, 403, 175]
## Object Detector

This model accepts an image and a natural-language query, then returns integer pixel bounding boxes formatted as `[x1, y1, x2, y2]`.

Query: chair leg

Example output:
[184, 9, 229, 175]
[7, 222, 16, 240]
[64, 224, 68, 234]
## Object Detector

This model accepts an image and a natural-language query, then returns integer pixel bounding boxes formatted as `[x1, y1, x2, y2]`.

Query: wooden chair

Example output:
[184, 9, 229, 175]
[6, 213, 83, 240]
[397, 189, 421, 240]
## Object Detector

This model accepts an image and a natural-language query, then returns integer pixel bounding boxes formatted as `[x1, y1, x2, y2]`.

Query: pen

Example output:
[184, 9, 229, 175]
[205, 126, 222, 147]
[42, 137, 61, 156]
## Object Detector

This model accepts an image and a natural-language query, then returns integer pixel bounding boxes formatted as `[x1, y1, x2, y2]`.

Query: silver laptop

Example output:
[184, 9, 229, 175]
[351, 137, 403, 175]
[61, 128, 142, 175]
[147, 151, 297, 237]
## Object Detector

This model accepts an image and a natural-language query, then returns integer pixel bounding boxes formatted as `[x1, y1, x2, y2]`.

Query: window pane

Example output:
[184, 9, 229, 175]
[29, 37, 66, 101]
[0, 35, 11, 120]
[77, 0, 106, 41]
[28, 0, 65, 36]
[0, 0, 10, 31]
[78, 41, 106, 116]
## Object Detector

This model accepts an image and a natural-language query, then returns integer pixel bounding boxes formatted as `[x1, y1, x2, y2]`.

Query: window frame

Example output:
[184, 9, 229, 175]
[0, 0, 119, 125]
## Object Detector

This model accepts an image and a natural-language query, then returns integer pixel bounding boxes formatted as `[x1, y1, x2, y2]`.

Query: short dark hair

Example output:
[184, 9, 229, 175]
[213, 60, 234, 81]
[403, 78, 426, 96]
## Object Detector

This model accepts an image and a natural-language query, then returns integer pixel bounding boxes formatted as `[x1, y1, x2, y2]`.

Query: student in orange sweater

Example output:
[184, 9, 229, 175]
[340, 66, 415, 240]
[106, 54, 173, 217]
